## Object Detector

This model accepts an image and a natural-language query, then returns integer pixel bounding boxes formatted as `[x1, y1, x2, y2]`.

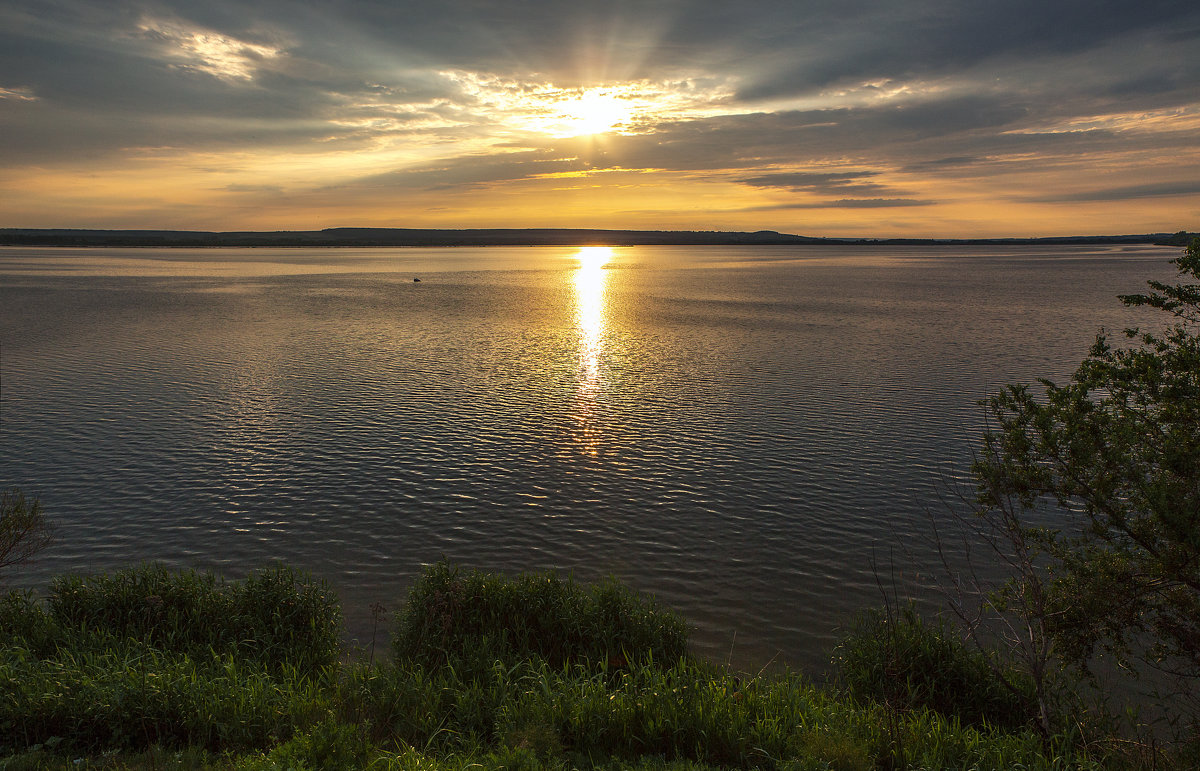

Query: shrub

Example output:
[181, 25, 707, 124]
[833, 605, 1035, 730]
[1, 564, 340, 756]
[392, 561, 688, 672]
[974, 238, 1200, 741]
[47, 563, 341, 674]
[231, 564, 344, 675]
[0, 489, 52, 582]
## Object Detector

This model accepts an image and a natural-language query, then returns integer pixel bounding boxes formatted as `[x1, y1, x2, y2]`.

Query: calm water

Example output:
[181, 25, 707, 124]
[0, 244, 1178, 672]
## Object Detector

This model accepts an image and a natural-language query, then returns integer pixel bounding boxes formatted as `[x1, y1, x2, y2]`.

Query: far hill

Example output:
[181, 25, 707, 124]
[0, 227, 1191, 248]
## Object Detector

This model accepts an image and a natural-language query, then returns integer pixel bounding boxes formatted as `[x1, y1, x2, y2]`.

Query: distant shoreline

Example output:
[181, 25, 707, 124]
[0, 227, 1191, 249]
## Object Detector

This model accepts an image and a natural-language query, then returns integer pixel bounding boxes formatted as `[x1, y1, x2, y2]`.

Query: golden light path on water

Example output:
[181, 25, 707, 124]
[572, 246, 612, 455]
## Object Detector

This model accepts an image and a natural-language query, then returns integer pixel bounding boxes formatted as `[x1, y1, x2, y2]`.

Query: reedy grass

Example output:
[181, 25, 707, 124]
[1, 635, 331, 753]
[0, 745, 229, 770]
[2, 563, 340, 756]
[46, 562, 341, 675]
[832, 605, 1036, 731]
[393, 560, 688, 673]
[0, 561, 1170, 769]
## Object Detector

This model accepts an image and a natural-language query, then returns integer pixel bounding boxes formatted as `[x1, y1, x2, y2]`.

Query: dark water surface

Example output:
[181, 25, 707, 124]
[0, 244, 1178, 671]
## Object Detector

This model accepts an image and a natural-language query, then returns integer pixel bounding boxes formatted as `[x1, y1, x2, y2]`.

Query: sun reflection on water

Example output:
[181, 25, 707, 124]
[572, 246, 612, 455]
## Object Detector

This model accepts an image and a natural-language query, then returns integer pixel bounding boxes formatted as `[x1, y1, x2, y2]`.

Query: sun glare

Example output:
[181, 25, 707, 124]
[440, 72, 736, 141]
[554, 91, 631, 136]
[575, 245, 613, 269]
[572, 246, 612, 455]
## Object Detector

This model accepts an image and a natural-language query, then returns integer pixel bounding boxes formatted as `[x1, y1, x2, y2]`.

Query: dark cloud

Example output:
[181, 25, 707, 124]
[904, 156, 982, 170]
[327, 151, 588, 193]
[734, 0, 1200, 101]
[747, 199, 936, 210]
[739, 171, 898, 197]
[1, 0, 1197, 230]
[1029, 181, 1200, 203]
[223, 183, 284, 193]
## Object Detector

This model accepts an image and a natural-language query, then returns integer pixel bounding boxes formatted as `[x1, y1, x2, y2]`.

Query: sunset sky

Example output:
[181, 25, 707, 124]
[2, 0, 1198, 237]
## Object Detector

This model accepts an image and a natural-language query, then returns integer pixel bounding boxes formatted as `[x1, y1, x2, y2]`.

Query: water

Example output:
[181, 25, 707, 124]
[0, 243, 1179, 672]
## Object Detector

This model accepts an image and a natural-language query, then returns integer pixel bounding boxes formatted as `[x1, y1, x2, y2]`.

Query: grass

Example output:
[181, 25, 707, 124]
[45, 562, 341, 675]
[832, 605, 1035, 731]
[392, 560, 688, 672]
[2, 564, 335, 754]
[0, 561, 1179, 769]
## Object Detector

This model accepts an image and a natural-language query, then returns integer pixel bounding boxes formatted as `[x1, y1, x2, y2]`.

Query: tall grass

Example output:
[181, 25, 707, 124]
[0, 561, 1145, 769]
[1, 563, 341, 756]
[1, 638, 329, 752]
[47, 562, 342, 674]
[392, 560, 688, 672]
[833, 604, 1036, 731]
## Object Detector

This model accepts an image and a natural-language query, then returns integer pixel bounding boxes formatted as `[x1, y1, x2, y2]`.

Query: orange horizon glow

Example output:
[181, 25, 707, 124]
[2, 9, 1196, 239]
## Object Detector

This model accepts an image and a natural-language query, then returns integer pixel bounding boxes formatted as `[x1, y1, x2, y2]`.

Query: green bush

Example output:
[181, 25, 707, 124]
[47, 563, 342, 675]
[833, 605, 1035, 730]
[392, 561, 688, 672]
[0, 562, 1120, 769]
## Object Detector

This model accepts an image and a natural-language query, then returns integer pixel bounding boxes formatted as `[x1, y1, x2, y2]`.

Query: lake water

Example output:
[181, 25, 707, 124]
[0, 244, 1179, 672]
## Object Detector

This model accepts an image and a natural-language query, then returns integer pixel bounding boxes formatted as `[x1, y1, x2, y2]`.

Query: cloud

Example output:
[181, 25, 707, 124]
[325, 150, 589, 193]
[733, 0, 1200, 102]
[744, 198, 935, 211]
[739, 171, 898, 197]
[135, 17, 284, 82]
[903, 156, 981, 170]
[0, 85, 38, 101]
[805, 198, 934, 209]
[222, 183, 284, 193]
[0, 0, 1197, 234]
[1029, 181, 1200, 203]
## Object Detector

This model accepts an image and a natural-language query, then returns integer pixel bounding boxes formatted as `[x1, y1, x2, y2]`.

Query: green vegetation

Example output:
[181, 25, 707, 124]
[1, 564, 336, 753]
[0, 560, 1155, 770]
[970, 238, 1200, 741]
[393, 560, 688, 671]
[1159, 230, 1198, 246]
[4, 242, 1198, 768]
[0, 489, 52, 582]
[833, 605, 1035, 732]
[46, 562, 342, 676]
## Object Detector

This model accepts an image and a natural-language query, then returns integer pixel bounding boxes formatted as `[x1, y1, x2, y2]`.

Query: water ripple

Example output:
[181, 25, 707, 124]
[0, 244, 1177, 672]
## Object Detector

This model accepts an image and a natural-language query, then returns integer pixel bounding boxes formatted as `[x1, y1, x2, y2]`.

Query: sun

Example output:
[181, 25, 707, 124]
[552, 90, 632, 137]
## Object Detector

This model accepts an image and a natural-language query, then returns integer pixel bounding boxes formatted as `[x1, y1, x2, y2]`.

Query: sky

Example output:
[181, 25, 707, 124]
[2, 0, 1198, 237]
